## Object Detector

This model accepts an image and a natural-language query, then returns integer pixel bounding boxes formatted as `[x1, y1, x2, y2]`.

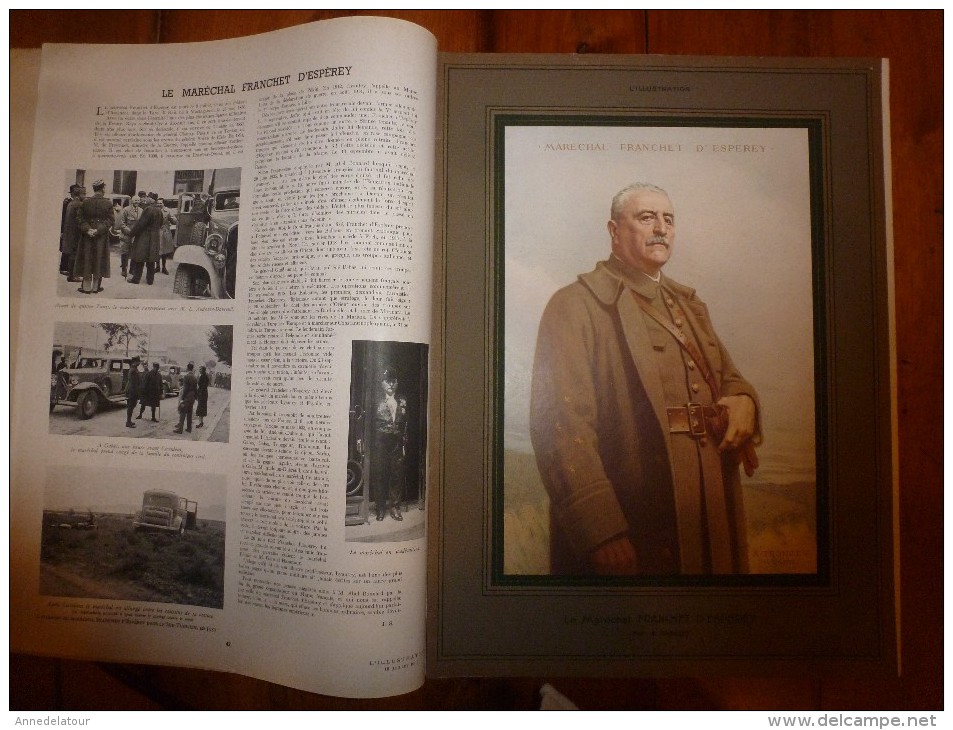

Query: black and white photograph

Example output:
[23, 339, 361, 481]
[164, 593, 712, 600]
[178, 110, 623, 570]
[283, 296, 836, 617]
[344, 340, 428, 543]
[500, 121, 818, 579]
[40, 465, 226, 609]
[56, 167, 239, 300]
[50, 322, 233, 441]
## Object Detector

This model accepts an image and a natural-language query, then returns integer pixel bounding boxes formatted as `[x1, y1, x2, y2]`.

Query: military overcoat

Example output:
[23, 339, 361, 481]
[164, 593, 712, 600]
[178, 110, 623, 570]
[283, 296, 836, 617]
[530, 256, 760, 575]
[74, 194, 113, 279]
[129, 203, 162, 263]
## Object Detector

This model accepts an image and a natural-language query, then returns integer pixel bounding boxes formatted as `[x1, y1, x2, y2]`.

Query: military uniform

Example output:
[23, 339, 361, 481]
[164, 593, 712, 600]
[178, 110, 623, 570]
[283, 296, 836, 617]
[174, 369, 198, 434]
[372, 390, 408, 520]
[138, 366, 163, 421]
[531, 255, 760, 575]
[128, 199, 163, 285]
[61, 197, 84, 279]
[118, 202, 142, 277]
[74, 190, 113, 293]
[125, 361, 142, 428]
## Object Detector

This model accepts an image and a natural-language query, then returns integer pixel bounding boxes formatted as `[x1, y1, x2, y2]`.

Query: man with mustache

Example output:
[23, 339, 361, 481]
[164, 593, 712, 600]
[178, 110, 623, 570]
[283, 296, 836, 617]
[530, 182, 760, 576]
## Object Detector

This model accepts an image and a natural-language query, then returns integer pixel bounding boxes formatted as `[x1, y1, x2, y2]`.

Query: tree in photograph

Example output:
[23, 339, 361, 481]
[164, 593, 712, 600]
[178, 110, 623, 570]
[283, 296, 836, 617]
[99, 323, 148, 357]
[207, 325, 233, 366]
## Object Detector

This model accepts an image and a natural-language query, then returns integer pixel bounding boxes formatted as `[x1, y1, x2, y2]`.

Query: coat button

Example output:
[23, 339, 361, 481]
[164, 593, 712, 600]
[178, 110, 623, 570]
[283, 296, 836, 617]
[691, 383, 700, 393]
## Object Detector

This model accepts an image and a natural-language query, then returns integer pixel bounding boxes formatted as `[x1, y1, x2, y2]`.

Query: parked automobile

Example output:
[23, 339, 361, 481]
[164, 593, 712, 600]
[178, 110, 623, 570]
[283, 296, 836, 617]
[172, 168, 239, 299]
[133, 490, 198, 535]
[50, 355, 133, 419]
[159, 364, 182, 397]
[108, 193, 131, 209]
[45, 508, 97, 530]
[161, 197, 179, 239]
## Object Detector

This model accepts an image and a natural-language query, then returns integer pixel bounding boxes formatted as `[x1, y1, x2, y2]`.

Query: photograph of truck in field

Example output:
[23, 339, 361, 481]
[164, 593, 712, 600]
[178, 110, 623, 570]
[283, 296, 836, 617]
[40, 467, 226, 608]
[133, 490, 198, 536]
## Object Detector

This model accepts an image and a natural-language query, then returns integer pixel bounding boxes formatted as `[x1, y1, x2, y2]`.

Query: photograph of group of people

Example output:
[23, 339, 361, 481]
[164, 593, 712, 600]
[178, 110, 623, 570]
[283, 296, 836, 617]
[50, 168, 239, 442]
[57, 167, 240, 301]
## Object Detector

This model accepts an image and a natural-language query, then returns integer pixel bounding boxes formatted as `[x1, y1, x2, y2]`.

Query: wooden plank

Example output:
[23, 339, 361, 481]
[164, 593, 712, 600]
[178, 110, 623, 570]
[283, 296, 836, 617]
[9, 654, 60, 710]
[8, 9, 940, 711]
[157, 10, 336, 43]
[656, 677, 818, 710]
[157, 10, 488, 52]
[10, 10, 158, 47]
[155, 10, 647, 53]
[482, 10, 646, 53]
[59, 660, 164, 710]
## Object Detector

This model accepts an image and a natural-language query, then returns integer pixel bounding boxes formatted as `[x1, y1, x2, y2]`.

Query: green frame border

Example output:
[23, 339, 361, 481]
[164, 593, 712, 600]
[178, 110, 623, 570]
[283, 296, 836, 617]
[489, 113, 830, 589]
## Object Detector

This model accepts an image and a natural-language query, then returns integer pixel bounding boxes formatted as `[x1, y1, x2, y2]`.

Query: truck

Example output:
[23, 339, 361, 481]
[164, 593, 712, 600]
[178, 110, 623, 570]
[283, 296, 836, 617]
[132, 490, 198, 535]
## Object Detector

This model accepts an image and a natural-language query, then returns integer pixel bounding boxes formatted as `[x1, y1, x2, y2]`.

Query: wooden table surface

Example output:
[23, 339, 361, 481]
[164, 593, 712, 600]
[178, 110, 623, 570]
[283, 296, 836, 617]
[10, 10, 942, 711]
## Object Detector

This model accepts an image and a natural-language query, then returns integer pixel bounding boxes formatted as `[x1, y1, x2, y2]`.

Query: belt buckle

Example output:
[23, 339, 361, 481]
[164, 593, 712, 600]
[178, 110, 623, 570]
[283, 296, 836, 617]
[686, 402, 706, 437]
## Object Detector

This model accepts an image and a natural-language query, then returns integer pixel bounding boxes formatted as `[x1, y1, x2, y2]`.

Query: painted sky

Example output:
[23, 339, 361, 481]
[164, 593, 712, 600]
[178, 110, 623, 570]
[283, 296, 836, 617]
[503, 125, 816, 485]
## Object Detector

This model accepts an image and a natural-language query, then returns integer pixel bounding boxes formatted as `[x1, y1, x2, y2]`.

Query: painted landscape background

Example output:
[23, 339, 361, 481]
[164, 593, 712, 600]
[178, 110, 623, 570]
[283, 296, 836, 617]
[503, 449, 816, 575]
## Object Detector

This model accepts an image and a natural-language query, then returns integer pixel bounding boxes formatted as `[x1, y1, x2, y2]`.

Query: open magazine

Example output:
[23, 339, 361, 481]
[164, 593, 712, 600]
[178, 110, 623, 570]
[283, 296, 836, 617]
[12, 16, 898, 698]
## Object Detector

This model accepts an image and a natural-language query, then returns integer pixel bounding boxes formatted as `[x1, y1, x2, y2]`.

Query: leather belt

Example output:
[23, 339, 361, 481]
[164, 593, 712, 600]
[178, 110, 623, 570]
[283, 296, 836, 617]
[666, 402, 722, 438]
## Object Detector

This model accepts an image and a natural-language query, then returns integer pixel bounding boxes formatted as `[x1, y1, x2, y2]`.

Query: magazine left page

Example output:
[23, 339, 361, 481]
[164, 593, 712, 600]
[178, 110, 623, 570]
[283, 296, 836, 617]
[11, 16, 437, 698]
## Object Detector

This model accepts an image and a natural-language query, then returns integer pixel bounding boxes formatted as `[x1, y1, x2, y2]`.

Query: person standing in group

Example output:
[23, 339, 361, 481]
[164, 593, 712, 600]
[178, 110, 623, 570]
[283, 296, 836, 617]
[128, 194, 162, 285]
[60, 184, 85, 282]
[117, 195, 143, 279]
[158, 195, 177, 275]
[125, 357, 143, 429]
[138, 362, 163, 422]
[74, 179, 113, 294]
[195, 365, 209, 428]
[173, 362, 198, 435]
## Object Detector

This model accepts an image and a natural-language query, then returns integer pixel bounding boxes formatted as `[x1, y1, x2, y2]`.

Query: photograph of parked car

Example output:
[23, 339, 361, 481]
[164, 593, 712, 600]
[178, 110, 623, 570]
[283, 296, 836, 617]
[50, 322, 233, 441]
[170, 168, 240, 299]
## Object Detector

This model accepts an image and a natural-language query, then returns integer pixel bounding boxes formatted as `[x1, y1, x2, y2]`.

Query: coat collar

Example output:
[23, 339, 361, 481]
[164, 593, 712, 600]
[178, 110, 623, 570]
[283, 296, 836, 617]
[578, 255, 697, 305]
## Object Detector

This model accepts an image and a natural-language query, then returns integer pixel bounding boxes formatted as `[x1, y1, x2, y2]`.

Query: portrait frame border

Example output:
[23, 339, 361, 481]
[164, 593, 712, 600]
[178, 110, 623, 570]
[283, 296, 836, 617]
[488, 111, 832, 590]
[429, 54, 897, 677]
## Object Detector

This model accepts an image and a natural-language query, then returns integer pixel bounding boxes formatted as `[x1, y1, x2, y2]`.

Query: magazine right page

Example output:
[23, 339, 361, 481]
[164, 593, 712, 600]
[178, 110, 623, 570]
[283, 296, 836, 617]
[429, 54, 898, 677]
